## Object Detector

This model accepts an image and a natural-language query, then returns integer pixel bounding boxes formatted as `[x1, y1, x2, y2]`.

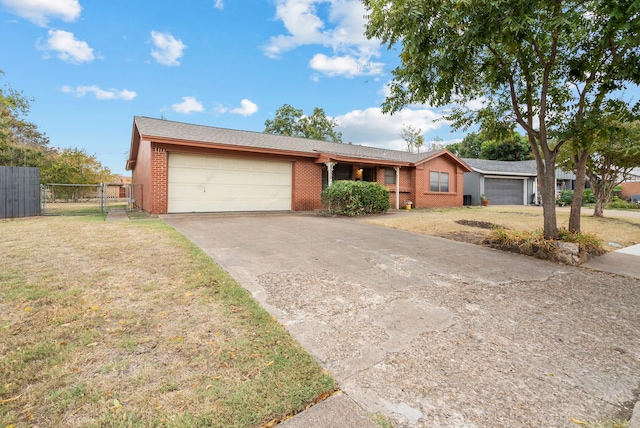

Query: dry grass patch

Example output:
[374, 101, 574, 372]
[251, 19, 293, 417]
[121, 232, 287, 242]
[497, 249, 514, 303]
[366, 206, 640, 252]
[0, 216, 334, 427]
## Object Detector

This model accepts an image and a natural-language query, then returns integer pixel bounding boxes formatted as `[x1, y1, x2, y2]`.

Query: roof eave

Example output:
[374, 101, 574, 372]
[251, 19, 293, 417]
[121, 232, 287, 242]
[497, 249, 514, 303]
[126, 118, 141, 171]
[415, 149, 473, 172]
[141, 135, 319, 159]
[471, 168, 537, 176]
[314, 152, 411, 167]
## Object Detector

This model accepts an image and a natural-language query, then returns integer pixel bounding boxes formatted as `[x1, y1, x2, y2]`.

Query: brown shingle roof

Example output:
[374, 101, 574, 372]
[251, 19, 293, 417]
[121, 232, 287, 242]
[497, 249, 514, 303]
[133, 116, 440, 163]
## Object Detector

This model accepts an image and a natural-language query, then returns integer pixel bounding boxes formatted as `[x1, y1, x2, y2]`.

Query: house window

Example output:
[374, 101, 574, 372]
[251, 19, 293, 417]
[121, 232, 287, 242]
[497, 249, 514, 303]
[430, 171, 449, 192]
[384, 168, 396, 184]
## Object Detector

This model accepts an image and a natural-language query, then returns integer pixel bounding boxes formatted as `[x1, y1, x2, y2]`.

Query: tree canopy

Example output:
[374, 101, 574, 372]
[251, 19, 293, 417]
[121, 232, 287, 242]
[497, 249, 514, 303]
[364, 0, 640, 239]
[559, 105, 640, 217]
[399, 124, 424, 153]
[1, 71, 116, 184]
[264, 104, 342, 143]
[1, 70, 51, 166]
[448, 131, 532, 161]
[480, 134, 532, 161]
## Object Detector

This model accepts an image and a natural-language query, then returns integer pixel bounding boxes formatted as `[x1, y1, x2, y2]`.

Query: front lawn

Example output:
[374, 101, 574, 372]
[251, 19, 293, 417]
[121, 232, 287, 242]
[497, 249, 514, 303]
[366, 206, 640, 252]
[0, 216, 334, 427]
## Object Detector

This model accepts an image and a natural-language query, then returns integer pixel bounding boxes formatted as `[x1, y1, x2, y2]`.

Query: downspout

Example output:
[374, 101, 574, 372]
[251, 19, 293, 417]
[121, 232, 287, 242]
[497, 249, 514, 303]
[394, 166, 400, 210]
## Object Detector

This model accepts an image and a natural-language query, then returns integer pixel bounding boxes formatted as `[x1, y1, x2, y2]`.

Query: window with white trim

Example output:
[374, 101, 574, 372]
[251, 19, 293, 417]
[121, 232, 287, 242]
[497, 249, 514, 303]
[430, 171, 449, 192]
[384, 168, 396, 184]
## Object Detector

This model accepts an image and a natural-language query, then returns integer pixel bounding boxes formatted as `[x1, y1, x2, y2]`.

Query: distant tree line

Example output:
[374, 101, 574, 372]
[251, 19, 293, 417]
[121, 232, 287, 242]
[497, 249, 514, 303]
[1, 70, 117, 184]
[447, 131, 533, 161]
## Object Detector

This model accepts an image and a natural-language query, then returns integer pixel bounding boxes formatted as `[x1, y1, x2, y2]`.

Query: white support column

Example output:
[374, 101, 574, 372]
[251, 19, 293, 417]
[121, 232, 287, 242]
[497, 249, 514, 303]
[394, 166, 400, 210]
[325, 162, 336, 187]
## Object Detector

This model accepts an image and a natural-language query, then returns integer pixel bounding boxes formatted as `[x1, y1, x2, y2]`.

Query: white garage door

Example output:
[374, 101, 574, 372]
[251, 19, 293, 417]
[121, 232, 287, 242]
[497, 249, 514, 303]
[168, 153, 292, 213]
[484, 178, 525, 205]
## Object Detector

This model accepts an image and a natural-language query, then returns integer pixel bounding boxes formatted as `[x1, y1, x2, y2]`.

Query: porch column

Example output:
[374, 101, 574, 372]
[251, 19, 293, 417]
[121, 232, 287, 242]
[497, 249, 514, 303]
[394, 166, 400, 210]
[325, 162, 336, 187]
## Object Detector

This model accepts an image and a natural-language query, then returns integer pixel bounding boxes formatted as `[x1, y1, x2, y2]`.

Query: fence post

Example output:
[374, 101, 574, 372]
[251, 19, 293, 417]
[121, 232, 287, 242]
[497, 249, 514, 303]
[41, 185, 46, 214]
[99, 183, 104, 214]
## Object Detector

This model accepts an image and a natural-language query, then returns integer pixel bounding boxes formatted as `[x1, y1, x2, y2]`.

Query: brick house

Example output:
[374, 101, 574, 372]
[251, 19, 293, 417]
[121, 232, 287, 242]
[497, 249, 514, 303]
[126, 116, 472, 214]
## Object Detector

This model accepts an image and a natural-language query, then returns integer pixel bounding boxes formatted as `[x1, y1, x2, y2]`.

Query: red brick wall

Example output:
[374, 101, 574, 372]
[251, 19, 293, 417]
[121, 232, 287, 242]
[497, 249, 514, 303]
[131, 139, 152, 212]
[292, 161, 324, 210]
[622, 182, 640, 200]
[150, 145, 168, 214]
[138, 144, 466, 213]
[414, 158, 464, 208]
[376, 167, 413, 208]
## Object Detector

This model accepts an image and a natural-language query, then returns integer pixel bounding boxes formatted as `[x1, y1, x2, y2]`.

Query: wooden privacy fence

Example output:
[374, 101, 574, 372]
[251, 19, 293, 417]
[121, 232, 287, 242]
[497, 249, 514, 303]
[0, 166, 41, 218]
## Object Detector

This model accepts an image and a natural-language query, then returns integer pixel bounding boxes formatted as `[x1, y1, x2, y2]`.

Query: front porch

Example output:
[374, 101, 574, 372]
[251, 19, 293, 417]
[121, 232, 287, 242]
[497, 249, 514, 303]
[321, 161, 413, 210]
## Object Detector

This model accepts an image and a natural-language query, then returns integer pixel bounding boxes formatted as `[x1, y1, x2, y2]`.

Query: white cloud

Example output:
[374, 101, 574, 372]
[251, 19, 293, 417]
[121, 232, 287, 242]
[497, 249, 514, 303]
[0, 0, 81, 26]
[336, 107, 447, 150]
[61, 85, 137, 100]
[309, 53, 383, 78]
[213, 0, 224, 10]
[172, 96, 204, 114]
[39, 29, 94, 64]
[230, 99, 259, 116]
[150, 31, 186, 66]
[264, 0, 384, 78]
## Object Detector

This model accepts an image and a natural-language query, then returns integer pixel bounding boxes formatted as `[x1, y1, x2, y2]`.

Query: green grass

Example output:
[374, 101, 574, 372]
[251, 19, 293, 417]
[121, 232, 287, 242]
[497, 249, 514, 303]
[0, 216, 334, 427]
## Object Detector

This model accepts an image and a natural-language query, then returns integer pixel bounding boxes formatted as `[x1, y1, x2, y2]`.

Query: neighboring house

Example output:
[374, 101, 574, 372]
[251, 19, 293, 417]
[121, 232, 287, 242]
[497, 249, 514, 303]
[621, 168, 640, 201]
[462, 158, 578, 205]
[126, 116, 472, 214]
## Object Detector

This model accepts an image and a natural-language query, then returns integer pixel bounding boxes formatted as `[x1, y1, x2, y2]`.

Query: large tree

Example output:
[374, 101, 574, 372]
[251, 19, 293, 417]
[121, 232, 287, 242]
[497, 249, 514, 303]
[363, 0, 640, 239]
[447, 132, 483, 158]
[264, 103, 342, 143]
[480, 133, 532, 161]
[400, 124, 424, 153]
[41, 148, 117, 185]
[559, 109, 640, 217]
[1, 70, 50, 166]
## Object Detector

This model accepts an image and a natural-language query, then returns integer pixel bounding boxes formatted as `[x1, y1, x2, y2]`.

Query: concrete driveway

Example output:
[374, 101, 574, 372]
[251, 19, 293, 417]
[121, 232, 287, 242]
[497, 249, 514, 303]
[163, 213, 640, 427]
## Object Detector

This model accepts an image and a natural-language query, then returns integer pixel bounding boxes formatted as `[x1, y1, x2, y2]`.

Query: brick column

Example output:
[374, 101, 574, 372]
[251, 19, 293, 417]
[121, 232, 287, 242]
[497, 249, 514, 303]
[151, 147, 168, 214]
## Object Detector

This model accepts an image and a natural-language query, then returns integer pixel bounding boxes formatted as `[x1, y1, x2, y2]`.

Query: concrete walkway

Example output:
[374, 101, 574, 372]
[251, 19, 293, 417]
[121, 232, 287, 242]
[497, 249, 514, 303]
[582, 243, 640, 279]
[105, 208, 129, 222]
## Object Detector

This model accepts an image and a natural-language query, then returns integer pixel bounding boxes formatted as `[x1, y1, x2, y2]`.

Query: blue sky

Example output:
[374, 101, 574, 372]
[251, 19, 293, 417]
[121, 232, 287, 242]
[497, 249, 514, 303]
[0, 0, 460, 176]
[2, 1, 637, 177]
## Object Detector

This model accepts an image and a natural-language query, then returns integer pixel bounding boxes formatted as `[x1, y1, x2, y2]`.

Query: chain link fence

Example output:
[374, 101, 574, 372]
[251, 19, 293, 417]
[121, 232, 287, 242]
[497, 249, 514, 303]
[41, 183, 135, 216]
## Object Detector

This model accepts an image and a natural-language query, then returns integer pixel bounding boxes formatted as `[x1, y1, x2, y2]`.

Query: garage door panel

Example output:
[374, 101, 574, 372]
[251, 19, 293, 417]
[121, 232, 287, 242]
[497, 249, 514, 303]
[485, 178, 524, 205]
[168, 154, 292, 213]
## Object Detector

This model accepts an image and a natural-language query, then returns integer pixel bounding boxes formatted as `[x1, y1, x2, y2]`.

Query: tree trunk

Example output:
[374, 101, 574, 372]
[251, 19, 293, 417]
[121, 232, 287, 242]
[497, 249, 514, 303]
[539, 159, 559, 240]
[568, 149, 589, 233]
[593, 196, 604, 217]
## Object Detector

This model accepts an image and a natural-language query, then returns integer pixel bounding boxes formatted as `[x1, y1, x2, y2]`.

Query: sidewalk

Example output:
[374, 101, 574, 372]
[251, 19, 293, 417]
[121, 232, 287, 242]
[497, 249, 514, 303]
[279, 393, 376, 428]
[582, 243, 640, 279]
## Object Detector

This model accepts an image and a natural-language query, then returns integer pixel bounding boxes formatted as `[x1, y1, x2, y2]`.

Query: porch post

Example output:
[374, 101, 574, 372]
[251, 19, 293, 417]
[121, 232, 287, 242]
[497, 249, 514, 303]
[325, 162, 336, 187]
[394, 166, 400, 210]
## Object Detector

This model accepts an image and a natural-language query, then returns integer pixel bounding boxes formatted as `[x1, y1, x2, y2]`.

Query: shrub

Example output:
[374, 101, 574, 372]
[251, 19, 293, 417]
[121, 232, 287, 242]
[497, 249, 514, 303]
[582, 188, 595, 204]
[556, 190, 573, 206]
[487, 226, 604, 262]
[557, 227, 604, 255]
[556, 189, 594, 206]
[607, 196, 640, 210]
[321, 180, 390, 216]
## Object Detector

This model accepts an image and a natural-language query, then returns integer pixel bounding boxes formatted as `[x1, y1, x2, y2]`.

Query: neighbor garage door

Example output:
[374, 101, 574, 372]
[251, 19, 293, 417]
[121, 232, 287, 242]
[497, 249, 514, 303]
[484, 178, 524, 205]
[167, 153, 292, 213]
